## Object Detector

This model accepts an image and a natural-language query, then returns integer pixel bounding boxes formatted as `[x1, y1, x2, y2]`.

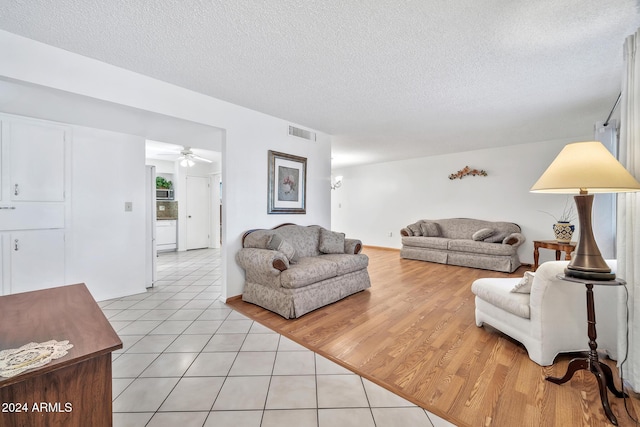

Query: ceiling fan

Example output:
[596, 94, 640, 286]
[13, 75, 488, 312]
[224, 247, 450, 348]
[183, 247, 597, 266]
[158, 146, 212, 167]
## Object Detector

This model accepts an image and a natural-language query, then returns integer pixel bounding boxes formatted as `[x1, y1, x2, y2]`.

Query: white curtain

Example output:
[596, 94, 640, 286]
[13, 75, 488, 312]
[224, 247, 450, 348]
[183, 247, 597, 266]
[617, 28, 640, 392]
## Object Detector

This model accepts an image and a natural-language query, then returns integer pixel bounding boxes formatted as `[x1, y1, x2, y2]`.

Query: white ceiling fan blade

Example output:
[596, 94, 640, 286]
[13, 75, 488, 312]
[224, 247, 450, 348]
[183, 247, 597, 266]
[192, 155, 212, 163]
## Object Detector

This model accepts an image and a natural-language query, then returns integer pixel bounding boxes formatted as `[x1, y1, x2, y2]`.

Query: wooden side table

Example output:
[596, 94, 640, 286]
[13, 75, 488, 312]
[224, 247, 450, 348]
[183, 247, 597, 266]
[546, 275, 626, 425]
[533, 240, 577, 271]
[0, 283, 122, 427]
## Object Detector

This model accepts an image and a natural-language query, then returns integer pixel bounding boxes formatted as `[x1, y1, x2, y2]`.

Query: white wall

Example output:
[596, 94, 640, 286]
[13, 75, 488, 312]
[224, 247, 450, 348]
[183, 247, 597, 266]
[0, 30, 331, 300]
[66, 126, 147, 300]
[146, 158, 175, 175]
[331, 137, 614, 265]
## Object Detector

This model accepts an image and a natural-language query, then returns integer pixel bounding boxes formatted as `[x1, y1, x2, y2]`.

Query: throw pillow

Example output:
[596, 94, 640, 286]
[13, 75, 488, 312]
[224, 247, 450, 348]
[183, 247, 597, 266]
[243, 230, 274, 249]
[472, 228, 495, 241]
[407, 223, 422, 236]
[419, 221, 441, 237]
[511, 271, 535, 294]
[319, 228, 346, 254]
[484, 232, 509, 243]
[267, 234, 298, 263]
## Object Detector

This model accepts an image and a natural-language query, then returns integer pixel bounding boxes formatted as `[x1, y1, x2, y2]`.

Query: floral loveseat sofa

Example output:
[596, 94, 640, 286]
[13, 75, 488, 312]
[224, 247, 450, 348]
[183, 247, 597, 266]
[236, 224, 371, 318]
[400, 218, 525, 273]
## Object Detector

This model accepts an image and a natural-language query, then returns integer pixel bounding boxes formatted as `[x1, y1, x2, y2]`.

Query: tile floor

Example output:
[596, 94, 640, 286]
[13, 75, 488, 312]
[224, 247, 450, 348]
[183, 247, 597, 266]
[100, 249, 456, 427]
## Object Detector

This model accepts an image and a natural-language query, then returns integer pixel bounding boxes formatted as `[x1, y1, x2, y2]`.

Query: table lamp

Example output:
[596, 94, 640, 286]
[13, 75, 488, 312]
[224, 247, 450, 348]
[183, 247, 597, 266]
[531, 141, 640, 280]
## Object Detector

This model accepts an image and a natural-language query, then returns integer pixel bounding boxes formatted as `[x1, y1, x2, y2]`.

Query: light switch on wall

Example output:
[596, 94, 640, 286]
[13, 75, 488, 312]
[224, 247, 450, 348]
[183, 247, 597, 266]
[125, 202, 133, 212]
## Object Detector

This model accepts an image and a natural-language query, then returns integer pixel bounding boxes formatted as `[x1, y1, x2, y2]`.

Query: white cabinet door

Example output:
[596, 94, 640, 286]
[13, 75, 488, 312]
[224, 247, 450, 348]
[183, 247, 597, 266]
[10, 229, 65, 294]
[8, 119, 65, 202]
[0, 203, 65, 231]
[156, 220, 177, 250]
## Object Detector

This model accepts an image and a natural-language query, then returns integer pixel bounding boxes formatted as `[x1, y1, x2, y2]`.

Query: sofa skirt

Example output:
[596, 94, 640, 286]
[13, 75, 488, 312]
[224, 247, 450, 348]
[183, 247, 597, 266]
[400, 246, 520, 273]
[448, 252, 520, 273]
[242, 269, 371, 319]
[400, 247, 448, 264]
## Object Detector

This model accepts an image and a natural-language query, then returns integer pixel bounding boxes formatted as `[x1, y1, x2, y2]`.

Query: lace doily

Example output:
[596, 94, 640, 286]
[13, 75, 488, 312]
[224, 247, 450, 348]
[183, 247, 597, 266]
[0, 340, 73, 378]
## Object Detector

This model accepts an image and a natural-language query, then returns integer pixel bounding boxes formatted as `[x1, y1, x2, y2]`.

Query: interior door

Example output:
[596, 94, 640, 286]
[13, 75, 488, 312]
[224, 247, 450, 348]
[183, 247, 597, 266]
[186, 176, 210, 250]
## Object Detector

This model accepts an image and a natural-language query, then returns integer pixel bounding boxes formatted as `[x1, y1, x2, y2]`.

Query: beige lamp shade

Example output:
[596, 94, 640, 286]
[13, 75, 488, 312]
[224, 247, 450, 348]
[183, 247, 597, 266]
[530, 141, 640, 194]
[531, 140, 640, 280]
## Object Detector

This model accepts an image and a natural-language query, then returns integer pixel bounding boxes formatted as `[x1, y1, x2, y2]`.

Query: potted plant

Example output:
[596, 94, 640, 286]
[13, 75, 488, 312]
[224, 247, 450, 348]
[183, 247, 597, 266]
[156, 177, 173, 189]
[541, 198, 576, 243]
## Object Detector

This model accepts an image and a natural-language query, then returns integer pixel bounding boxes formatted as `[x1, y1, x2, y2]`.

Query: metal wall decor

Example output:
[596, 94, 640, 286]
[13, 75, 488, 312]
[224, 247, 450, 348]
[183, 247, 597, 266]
[448, 166, 488, 180]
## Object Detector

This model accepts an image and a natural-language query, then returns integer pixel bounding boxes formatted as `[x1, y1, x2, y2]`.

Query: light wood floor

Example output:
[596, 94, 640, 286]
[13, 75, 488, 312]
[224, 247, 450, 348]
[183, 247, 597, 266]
[227, 247, 640, 427]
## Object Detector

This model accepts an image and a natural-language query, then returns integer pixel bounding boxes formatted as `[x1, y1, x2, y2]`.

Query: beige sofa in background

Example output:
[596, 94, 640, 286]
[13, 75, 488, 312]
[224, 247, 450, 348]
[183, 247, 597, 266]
[400, 218, 525, 273]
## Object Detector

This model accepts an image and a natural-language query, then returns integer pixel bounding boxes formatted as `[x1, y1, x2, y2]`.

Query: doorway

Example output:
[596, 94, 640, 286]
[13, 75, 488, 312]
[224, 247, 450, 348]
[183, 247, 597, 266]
[186, 175, 211, 250]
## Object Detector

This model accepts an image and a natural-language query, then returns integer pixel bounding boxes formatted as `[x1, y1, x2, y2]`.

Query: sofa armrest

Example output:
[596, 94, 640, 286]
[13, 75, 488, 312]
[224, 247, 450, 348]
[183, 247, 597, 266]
[503, 232, 525, 247]
[236, 248, 289, 274]
[344, 238, 363, 254]
[528, 260, 620, 359]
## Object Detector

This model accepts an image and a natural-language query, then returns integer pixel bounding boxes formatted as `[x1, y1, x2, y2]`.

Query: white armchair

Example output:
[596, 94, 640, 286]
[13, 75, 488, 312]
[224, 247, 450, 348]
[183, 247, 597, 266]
[471, 260, 620, 366]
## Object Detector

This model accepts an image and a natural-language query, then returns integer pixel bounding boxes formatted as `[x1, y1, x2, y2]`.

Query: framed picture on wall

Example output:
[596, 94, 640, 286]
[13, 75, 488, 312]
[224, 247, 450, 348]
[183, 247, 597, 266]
[268, 150, 307, 214]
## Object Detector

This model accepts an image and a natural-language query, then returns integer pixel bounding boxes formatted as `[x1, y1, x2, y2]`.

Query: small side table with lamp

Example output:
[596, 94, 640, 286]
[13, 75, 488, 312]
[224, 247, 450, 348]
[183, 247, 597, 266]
[545, 274, 627, 425]
[532, 239, 577, 271]
[531, 141, 640, 425]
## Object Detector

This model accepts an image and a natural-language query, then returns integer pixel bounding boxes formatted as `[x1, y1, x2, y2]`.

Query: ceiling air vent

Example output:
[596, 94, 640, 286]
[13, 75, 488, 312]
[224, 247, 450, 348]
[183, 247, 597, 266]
[288, 125, 316, 141]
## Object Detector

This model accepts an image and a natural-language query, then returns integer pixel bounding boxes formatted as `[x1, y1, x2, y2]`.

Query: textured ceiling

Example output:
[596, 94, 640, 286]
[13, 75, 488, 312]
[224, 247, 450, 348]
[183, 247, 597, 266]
[1, 1, 639, 168]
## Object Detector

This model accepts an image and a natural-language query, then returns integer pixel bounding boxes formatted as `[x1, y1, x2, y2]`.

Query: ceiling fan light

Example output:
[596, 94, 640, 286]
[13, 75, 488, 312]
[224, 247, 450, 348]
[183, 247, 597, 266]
[180, 158, 189, 167]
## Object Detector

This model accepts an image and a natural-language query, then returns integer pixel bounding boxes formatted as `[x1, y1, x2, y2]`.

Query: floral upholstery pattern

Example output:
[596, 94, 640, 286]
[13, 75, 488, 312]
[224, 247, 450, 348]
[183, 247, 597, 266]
[236, 248, 290, 278]
[402, 236, 450, 250]
[344, 239, 361, 254]
[472, 228, 495, 241]
[268, 234, 299, 263]
[280, 257, 338, 289]
[319, 228, 346, 254]
[431, 218, 521, 240]
[419, 221, 441, 237]
[243, 270, 371, 319]
[448, 240, 516, 256]
[243, 229, 274, 249]
[237, 224, 371, 318]
[318, 254, 369, 275]
[272, 225, 323, 258]
[400, 218, 525, 273]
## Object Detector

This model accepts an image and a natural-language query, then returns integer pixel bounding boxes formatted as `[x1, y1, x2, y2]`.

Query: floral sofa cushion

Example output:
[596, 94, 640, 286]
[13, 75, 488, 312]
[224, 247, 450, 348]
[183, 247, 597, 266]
[280, 258, 338, 289]
[318, 254, 369, 275]
[236, 224, 371, 318]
